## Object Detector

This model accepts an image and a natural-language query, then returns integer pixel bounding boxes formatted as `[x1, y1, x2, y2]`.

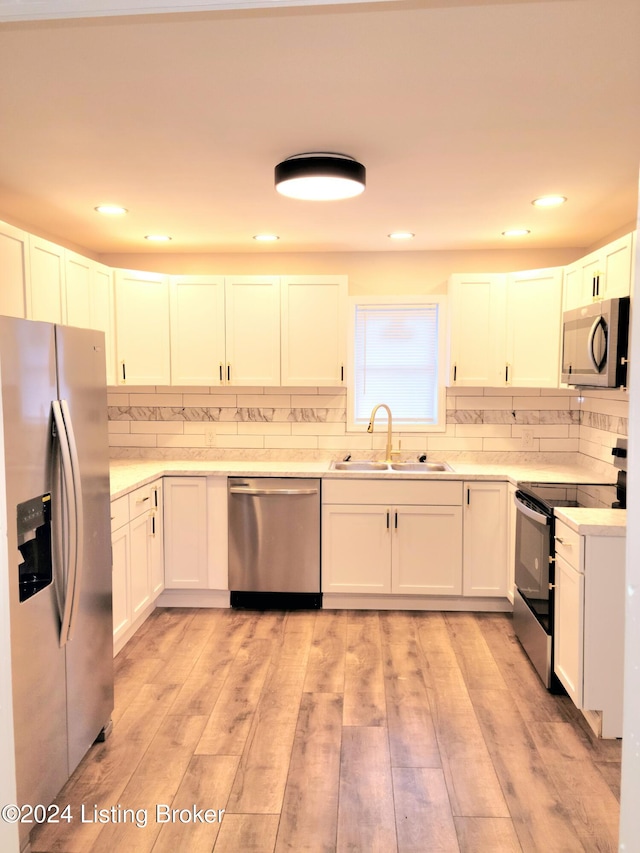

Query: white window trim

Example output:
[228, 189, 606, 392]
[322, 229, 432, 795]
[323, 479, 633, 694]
[346, 294, 448, 434]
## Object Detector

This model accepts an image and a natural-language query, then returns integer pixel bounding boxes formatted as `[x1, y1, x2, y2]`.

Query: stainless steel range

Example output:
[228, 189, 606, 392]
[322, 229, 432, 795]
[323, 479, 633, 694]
[512, 442, 627, 690]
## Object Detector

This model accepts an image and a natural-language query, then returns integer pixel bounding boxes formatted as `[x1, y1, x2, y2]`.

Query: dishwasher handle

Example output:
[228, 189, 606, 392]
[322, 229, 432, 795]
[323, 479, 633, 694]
[229, 486, 319, 496]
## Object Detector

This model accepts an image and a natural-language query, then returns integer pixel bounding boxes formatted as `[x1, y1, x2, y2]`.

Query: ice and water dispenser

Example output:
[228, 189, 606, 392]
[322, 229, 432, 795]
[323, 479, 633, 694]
[17, 493, 53, 603]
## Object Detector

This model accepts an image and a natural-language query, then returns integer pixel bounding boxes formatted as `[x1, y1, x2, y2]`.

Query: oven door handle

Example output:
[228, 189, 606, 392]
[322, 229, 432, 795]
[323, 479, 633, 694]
[513, 493, 550, 525]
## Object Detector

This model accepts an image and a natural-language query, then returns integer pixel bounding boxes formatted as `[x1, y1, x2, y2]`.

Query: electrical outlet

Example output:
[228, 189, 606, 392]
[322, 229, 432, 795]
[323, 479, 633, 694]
[204, 425, 216, 447]
[521, 428, 534, 449]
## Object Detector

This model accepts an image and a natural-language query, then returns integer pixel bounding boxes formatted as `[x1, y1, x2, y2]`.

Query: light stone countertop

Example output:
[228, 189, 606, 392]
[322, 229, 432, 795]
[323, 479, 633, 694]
[110, 458, 617, 496]
[554, 507, 626, 537]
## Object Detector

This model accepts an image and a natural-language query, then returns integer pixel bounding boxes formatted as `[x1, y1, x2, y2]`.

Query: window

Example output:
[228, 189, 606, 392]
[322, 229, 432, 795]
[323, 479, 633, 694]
[348, 296, 447, 431]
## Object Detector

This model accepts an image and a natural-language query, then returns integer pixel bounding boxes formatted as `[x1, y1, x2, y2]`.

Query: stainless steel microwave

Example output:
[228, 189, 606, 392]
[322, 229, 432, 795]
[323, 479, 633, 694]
[561, 296, 630, 387]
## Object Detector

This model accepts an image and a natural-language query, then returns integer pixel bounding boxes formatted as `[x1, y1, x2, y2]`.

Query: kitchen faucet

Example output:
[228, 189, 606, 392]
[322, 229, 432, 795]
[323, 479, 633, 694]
[367, 403, 395, 463]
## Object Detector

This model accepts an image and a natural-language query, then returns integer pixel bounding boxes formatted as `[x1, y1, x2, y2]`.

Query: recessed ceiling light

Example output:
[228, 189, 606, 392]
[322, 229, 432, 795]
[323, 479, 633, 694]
[531, 195, 567, 208]
[253, 234, 279, 242]
[275, 152, 366, 201]
[95, 204, 127, 215]
[144, 234, 172, 242]
[388, 232, 415, 240]
[502, 229, 531, 237]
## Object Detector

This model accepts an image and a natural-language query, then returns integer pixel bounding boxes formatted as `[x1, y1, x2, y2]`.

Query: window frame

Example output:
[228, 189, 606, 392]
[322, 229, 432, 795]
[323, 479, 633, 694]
[346, 294, 448, 434]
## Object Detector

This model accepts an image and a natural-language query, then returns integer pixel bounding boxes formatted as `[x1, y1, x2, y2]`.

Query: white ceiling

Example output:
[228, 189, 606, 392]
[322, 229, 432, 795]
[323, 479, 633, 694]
[0, 0, 638, 256]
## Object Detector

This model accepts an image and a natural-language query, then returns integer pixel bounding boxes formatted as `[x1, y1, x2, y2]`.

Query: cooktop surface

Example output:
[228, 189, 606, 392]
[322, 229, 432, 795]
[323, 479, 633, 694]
[517, 481, 621, 510]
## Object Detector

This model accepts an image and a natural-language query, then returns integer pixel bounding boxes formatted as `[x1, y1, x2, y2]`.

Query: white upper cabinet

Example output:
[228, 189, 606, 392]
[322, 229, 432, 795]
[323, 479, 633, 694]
[170, 275, 226, 385]
[448, 273, 506, 386]
[448, 267, 563, 387]
[114, 269, 170, 385]
[64, 250, 92, 329]
[224, 276, 281, 386]
[505, 267, 563, 387]
[90, 262, 116, 386]
[28, 235, 66, 324]
[563, 232, 634, 310]
[280, 275, 347, 386]
[0, 220, 29, 318]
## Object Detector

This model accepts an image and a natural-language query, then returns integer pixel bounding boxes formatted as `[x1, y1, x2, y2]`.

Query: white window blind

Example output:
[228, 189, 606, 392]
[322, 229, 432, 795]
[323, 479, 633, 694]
[352, 301, 441, 427]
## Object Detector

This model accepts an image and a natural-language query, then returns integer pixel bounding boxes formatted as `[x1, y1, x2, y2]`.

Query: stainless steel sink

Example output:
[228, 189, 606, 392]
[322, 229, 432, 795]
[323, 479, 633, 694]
[390, 461, 452, 472]
[331, 459, 452, 473]
[332, 460, 389, 471]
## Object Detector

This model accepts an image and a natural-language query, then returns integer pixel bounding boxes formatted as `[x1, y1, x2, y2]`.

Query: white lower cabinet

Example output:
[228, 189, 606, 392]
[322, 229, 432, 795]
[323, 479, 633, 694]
[110, 479, 164, 654]
[553, 519, 626, 737]
[462, 482, 508, 596]
[322, 479, 463, 597]
[163, 477, 209, 589]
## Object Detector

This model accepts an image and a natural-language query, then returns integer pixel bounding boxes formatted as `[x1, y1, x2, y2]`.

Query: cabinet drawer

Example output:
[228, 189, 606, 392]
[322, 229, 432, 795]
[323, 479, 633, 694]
[128, 484, 153, 520]
[110, 495, 129, 532]
[554, 520, 581, 569]
[322, 478, 462, 506]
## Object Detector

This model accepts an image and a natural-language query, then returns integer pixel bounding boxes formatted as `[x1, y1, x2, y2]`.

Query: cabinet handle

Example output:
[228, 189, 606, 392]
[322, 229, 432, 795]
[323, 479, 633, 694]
[505, 363, 510, 383]
[386, 510, 390, 530]
[394, 511, 398, 529]
[152, 488, 158, 508]
[467, 488, 470, 505]
[219, 363, 223, 382]
[341, 364, 344, 381]
[554, 536, 570, 546]
[151, 514, 156, 537]
[136, 496, 150, 504]
[453, 363, 457, 382]
[121, 360, 126, 382]
[227, 363, 231, 382]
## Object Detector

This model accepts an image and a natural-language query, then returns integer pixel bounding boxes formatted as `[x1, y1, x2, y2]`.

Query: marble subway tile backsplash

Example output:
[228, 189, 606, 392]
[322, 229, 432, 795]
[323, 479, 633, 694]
[108, 385, 628, 468]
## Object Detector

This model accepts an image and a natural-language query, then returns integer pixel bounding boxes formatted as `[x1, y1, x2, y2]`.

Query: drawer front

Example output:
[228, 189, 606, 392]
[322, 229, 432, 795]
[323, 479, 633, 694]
[322, 478, 463, 506]
[110, 495, 129, 532]
[128, 483, 153, 520]
[554, 520, 581, 569]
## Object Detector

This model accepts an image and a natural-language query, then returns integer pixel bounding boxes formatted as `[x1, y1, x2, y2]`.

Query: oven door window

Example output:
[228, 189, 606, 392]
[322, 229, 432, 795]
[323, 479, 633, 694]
[515, 508, 551, 625]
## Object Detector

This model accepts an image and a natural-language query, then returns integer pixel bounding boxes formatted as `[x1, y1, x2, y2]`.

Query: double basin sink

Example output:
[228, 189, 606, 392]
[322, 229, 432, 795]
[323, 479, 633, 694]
[332, 460, 452, 473]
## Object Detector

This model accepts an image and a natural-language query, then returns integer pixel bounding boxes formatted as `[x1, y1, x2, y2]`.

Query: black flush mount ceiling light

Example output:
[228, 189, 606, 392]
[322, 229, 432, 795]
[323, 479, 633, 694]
[275, 152, 366, 201]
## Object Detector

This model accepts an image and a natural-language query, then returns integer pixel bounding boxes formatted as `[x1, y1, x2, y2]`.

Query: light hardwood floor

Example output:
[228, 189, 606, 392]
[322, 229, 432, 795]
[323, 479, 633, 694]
[30, 608, 621, 852]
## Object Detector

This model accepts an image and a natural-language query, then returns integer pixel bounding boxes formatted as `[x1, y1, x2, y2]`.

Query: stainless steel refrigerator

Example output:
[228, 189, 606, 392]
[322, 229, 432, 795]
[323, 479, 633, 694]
[0, 317, 113, 850]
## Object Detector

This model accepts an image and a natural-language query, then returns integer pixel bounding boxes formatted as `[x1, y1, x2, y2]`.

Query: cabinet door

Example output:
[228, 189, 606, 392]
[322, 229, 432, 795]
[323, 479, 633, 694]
[506, 483, 517, 604]
[280, 275, 347, 386]
[553, 552, 584, 706]
[321, 504, 391, 593]
[392, 505, 463, 595]
[224, 276, 280, 385]
[150, 481, 164, 599]
[129, 511, 152, 620]
[600, 232, 634, 300]
[64, 250, 92, 329]
[170, 275, 226, 385]
[91, 263, 116, 386]
[562, 261, 584, 312]
[0, 220, 29, 318]
[111, 524, 131, 647]
[505, 268, 563, 387]
[114, 269, 170, 385]
[462, 482, 508, 596]
[163, 478, 209, 588]
[447, 274, 506, 386]
[28, 235, 66, 324]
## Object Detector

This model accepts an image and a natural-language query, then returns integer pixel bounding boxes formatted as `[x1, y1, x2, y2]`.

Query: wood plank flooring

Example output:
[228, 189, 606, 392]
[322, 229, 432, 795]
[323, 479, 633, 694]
[30, 608, 621, 852]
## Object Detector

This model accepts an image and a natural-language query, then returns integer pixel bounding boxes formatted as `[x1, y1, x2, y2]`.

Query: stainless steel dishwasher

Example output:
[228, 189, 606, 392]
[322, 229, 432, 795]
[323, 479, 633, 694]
[228, 477, 321, 609]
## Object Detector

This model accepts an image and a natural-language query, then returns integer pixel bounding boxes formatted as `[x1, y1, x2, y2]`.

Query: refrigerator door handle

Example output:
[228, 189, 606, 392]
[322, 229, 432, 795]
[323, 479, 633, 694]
[52, 400, 77, 648]
[60, 399, 84, 642]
